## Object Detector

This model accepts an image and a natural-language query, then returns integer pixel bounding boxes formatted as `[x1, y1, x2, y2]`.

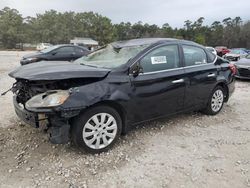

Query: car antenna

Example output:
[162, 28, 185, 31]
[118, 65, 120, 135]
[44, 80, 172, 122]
[1, 87, 12, 96]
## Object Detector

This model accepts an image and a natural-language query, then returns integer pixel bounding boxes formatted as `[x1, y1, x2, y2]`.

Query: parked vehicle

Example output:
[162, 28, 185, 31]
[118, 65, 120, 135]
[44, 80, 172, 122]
[9, 38, 236, 153]
[20, 45, 90, 65]
[215, 46, 230, 57]
[206, 46, 217, 55]
[36, 43, 52, 51]
[223, 48, 249, 61]
[234, 54, 250, 79]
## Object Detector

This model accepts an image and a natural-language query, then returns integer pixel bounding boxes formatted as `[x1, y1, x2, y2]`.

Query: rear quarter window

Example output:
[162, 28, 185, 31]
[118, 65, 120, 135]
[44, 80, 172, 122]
[206, 50, 216, 63]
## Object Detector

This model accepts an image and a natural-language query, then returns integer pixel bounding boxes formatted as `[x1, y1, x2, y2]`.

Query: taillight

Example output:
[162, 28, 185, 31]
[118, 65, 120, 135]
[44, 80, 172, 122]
[229, 63, 236, 75]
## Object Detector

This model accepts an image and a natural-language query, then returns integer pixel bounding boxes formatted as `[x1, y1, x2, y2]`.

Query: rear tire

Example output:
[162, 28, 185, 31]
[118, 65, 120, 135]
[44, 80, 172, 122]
[202, 86, 225, 115]
[71, 105, 122, 153]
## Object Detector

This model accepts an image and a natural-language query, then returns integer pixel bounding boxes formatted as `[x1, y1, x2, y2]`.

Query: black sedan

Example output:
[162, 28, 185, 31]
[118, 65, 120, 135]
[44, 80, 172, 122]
[9, 38, 235, 153]
[235, 54, 250, 79]
[20, 45, 90, 65]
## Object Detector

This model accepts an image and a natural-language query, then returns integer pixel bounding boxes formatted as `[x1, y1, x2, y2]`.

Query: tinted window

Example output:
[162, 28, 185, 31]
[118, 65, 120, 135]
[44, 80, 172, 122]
[206, 50, 216, 63]
[183, 45, 207, 67]
[75, 47, 88, 53]
[56, 47, 75, 54]
[140, 45, 180, 73]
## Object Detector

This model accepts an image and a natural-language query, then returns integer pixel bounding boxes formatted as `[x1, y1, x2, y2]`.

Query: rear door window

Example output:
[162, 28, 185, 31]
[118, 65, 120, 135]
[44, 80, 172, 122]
[75, 47, 87, 53]
[183, 45, 207, 67]
[56, 47, 75, 54]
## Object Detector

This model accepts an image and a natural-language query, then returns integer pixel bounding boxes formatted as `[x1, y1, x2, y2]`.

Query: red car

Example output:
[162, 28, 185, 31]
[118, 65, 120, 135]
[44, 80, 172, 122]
[215, 46, 230, 57]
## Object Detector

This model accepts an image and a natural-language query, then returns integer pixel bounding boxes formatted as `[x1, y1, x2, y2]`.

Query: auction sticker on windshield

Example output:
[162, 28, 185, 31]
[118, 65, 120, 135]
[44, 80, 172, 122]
[151, 56, 167, 64]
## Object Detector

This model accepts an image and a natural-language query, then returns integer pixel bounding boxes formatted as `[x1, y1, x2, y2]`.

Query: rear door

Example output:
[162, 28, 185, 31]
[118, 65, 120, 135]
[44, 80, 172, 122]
[181, 44, 218, 109]
[129, 44, 186, 122]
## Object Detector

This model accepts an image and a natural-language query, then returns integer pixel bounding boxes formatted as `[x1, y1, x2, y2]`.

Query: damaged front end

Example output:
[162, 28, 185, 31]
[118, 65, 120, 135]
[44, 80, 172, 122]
[11, 77, 104, 144]
[8, 61, 111, 144]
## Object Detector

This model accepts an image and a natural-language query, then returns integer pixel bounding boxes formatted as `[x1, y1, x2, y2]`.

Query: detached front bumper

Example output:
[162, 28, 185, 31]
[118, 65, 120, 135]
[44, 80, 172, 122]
[13, 96, 72, 144]
[13, 96, 39, 127]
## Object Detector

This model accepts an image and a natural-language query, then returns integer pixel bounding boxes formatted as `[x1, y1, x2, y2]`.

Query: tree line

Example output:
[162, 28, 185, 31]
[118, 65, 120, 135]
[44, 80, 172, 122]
[0, 7, 250, 49]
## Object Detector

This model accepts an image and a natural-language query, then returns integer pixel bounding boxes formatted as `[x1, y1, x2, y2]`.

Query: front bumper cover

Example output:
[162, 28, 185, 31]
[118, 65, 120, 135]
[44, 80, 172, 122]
[13, 96, 72, 144]
[13, 96, 39, 127]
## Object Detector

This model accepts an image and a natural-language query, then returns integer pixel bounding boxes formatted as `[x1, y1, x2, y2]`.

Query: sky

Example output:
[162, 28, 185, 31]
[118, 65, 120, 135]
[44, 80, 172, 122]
[0, 0, 250, 28]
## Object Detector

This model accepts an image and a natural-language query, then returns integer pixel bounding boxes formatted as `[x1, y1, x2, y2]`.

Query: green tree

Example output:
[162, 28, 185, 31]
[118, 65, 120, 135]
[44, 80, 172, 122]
[195, 34, 206, 45]
[114, 22, 132, 40]
[0, 7, 24, 48]
[1, 7, 250, 49]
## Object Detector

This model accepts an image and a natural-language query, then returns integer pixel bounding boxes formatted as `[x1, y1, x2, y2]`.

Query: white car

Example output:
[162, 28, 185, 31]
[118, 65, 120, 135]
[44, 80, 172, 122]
[206, 47, 217, 55]
[36, 43, 52, 51]
[223, 48, 249, 61]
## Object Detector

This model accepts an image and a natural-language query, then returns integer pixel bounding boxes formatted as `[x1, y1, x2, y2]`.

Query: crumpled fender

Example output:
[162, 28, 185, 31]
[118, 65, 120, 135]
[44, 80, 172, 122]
[59, 79, 131, 111]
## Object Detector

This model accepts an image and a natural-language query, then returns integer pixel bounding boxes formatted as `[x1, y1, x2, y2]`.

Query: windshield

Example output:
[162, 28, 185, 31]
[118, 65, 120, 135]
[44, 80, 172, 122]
[40, 45, 59, 53]
[75, 44, 149, 68]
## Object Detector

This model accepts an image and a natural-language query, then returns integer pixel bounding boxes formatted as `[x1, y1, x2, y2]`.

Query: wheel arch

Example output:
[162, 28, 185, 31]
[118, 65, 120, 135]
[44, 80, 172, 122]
[71, 100, 128, 135]
[216, 81, 229, 102]
[94, 100, 128, 135]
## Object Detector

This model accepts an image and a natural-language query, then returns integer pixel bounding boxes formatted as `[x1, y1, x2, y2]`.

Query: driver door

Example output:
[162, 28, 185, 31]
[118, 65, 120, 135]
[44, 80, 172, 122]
[129, 44, 186, 122]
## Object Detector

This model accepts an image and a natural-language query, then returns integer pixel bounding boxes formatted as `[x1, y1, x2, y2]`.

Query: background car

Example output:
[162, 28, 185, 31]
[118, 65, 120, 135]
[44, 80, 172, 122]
[234, 54, 250, 79]
[21, 44, 90, 65]
[215, 46, 230, 57]
[206, 46, 217, 55]
[36, 43, 52, 51]
[223, 48, 249, 61]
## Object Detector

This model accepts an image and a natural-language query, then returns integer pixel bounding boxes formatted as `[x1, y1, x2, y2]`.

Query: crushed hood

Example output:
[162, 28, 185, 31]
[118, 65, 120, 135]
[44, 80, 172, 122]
[9, 61, 110, 81]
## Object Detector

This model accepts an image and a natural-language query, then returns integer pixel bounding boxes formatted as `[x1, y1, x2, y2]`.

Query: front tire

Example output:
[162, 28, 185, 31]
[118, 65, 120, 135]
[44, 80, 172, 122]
[203, 86, 225, 115]
[71, 105, 122, 153]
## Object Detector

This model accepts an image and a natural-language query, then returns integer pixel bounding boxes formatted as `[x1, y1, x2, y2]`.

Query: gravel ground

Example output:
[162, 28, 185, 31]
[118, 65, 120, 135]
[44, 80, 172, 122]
[0, 51, 250, 188]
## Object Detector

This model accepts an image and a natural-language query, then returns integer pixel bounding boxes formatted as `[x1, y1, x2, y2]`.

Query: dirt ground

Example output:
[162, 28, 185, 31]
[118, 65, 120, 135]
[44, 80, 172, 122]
[0, 51, 250, 188]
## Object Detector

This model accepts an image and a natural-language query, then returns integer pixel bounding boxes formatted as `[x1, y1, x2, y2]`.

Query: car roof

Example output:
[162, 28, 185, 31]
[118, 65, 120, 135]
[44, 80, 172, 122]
[54, 44, 77, 48]
[111, 38, 199, 48]
[51, 44, 89, 50]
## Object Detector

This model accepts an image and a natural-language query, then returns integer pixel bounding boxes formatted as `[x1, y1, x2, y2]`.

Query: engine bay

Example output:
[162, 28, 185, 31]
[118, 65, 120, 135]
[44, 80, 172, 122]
[12, 78, 101, 105]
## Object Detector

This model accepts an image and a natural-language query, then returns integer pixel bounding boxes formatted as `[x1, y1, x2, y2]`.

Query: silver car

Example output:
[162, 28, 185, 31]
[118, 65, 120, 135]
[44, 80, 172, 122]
[223, 48, 249, 61]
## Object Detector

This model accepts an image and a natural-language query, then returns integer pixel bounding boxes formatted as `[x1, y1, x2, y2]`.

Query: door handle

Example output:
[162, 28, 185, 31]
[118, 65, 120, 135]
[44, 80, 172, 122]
[172, 79, 184, 84]
[207, 73, 216, 77]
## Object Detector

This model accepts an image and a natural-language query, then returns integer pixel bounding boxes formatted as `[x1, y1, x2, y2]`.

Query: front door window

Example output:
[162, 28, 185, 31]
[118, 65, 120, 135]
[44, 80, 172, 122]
[140, 45, 180, 73]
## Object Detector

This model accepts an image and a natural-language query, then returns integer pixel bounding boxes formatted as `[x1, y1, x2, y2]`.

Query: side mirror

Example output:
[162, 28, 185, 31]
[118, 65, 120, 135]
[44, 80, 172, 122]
[130, 62, 143, 77]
